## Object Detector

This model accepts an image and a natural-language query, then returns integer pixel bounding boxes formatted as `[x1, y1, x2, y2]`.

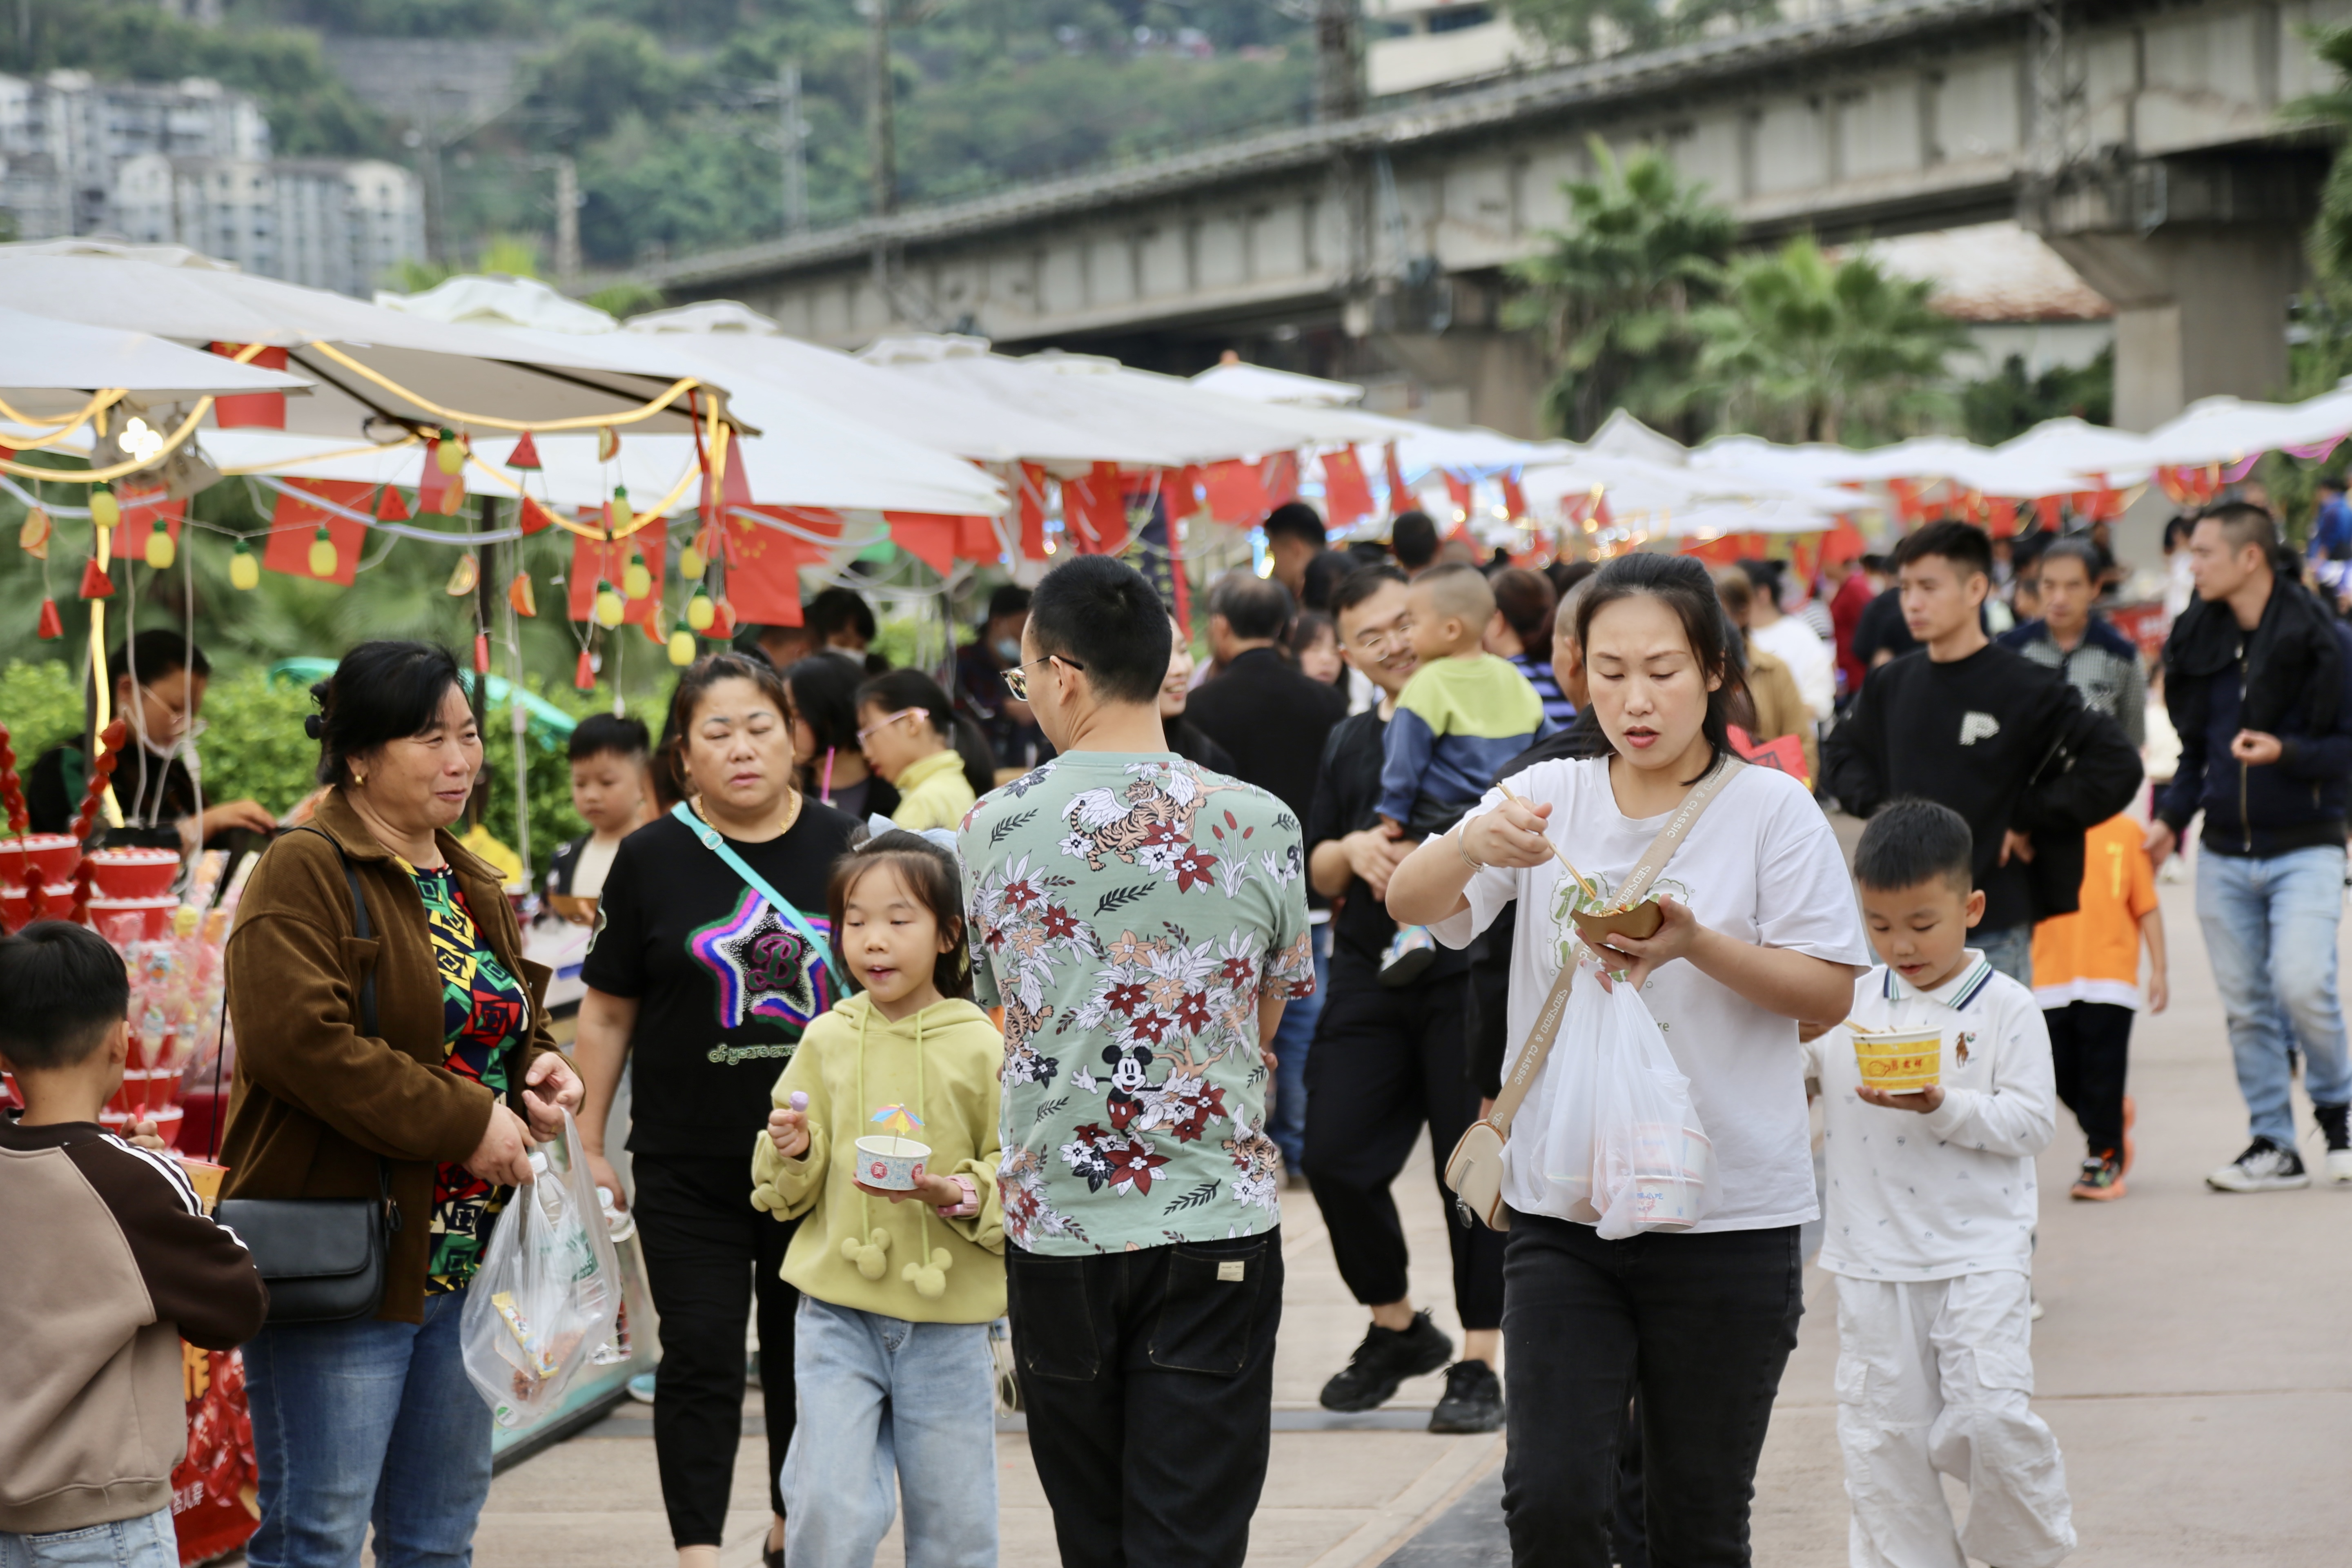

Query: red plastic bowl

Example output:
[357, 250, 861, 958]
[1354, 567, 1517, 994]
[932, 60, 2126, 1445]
[1, 882, 78, 927]
[89, 848, 180, 899]
[0, 833, 80, 886]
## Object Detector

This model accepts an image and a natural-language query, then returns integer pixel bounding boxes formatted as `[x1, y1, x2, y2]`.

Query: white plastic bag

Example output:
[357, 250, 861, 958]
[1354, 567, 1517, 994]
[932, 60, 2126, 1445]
[1530, 963, 1608, 1223]
[461, 1110, 623, 1431]
[1583, 980, 1716, 1238]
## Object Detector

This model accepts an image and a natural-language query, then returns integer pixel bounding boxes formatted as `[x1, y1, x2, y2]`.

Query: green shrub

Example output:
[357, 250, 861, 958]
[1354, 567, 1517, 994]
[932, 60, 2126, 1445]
[0, 661, 85, 773]
[195, 668, 318, 816]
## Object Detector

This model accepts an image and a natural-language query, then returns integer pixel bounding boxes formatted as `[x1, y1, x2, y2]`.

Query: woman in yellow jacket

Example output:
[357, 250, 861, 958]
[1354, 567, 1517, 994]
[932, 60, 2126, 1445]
[854, 670, 987, 832]
[753, 831, 1004, 1568]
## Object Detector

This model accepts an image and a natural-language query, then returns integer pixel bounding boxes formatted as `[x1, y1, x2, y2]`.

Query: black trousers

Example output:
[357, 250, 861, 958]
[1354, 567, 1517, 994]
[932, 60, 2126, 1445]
[1008, 1232, 1283, 1568]
[1303, 953, 1506, 1330]
[2046, 999, 2134, 1158]
[633, 1155, 801, 1547]
[1500, 1214, 1802, 1568]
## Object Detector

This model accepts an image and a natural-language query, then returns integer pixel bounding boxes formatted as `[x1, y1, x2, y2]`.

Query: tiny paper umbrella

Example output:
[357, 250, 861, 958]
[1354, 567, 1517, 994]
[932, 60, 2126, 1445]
[869, 1104, 924, 1137]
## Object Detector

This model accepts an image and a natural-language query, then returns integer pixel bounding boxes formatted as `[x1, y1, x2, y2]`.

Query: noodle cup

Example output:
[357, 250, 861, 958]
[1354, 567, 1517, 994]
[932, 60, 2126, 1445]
[855, 1136, 930, 1191]
[1853, 1027, 1942, 1094]
[1571, 899, 1663, 951]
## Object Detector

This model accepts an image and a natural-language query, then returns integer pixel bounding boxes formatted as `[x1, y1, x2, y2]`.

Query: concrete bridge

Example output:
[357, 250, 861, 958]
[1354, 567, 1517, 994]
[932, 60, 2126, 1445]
[623, 0, 2345, 436]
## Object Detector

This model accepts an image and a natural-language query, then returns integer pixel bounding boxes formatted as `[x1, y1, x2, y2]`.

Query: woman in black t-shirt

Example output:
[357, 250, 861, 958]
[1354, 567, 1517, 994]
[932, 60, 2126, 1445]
[575, 652, 855, 1568]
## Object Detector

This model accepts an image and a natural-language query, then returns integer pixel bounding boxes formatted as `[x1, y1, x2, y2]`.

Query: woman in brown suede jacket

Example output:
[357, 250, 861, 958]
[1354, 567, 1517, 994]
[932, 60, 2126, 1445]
[218, 641, 583, 1568]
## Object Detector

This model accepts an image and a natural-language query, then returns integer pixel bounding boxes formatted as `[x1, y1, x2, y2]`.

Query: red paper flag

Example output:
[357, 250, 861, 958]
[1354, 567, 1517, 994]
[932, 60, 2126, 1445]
[1201, 460, 1265, 526]
[1728, 724, 1809, 786]
[1384, 442, 1410, 517]
[107, 490, 183, 560]
[1499, 472, 1529, 523]
[416, 441, 463, 517]
[1320, 448, 1374, 529]
[885, 513, 959, 575]
[567, 529, 664, 624]
[726, 510, 831, 626]
[1018, 464, 1051, 560]
[958, 513, 1003, 562]
[699, 435, 754, 520]
[1442, 472, 1474, 535]
[1064, 463, 1130, 555]
[1263, 452, 1299, 507]
[209, 344, 288, 430]
[262, 481, 371, 586]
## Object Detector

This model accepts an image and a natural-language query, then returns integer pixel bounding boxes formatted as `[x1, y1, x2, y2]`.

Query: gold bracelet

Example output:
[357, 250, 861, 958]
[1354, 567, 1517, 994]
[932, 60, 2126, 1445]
[1454, 827, 1486, 872]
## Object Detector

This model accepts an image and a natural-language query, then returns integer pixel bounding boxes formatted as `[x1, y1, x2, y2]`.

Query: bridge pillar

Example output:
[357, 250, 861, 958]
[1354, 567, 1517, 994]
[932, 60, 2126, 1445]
[2028, 154, 2320, 431]
[1364, 275, 1550, 437]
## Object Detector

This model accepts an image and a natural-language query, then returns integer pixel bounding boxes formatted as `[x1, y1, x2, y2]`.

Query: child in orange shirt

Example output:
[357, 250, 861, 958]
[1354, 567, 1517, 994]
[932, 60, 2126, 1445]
[2031, 812, 2168, 1199]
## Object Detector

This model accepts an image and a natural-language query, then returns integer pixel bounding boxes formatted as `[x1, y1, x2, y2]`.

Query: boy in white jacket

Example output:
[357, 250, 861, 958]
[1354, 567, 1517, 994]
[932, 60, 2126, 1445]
[1806, 800, 2074, 1568]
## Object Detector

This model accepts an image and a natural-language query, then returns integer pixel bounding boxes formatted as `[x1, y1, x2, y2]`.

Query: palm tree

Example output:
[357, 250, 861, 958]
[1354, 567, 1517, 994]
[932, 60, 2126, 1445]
[1683, 235, 1968, 446]
[1501, 138, 1735, 441]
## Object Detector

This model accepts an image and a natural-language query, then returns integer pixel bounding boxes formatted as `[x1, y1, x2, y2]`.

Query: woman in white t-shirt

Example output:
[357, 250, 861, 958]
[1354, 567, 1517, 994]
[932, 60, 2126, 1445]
[1390, 552, 1868, 1567]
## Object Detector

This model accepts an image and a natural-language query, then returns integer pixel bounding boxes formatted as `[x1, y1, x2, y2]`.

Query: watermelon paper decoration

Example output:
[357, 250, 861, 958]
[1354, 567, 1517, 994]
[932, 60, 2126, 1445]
[508, 430, 542, 470]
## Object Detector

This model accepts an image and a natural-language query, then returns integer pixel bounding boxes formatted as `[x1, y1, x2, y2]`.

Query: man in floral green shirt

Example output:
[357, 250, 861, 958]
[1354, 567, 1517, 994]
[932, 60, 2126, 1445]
[961, 556, 1311, 1568]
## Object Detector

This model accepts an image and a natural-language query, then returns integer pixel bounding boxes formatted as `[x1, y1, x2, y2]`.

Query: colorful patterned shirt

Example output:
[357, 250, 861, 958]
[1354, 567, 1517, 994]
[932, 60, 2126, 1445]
[411, 862, 530, 1292]
[959, 751, 1313, 1256]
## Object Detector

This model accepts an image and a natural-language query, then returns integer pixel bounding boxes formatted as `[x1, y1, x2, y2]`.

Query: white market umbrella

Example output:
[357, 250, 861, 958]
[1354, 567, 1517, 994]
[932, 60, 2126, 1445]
[1990, 417, 2158, 486]
[1189, 361, 1369, 407]
[0, 305, 312, 415]
[2139, 388, 2352, 468]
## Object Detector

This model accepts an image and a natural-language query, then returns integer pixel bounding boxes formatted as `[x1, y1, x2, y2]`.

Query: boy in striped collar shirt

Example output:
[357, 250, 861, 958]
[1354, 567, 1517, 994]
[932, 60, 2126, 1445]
[1804, 800, 2075, 1568]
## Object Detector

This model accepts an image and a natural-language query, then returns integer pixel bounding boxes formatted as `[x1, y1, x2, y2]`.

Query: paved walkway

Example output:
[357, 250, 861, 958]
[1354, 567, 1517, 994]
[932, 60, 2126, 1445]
[478, 854, 2352, 1566]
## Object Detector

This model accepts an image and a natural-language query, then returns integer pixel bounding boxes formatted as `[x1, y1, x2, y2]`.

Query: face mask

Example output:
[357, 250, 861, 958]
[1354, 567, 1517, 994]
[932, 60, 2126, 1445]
[993, 637, 1022, 666]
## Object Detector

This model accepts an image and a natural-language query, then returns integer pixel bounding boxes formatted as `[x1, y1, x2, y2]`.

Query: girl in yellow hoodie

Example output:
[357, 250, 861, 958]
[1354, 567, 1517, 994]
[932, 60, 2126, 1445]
[853, 670, 983, 833]
[752, 830, 1004, 1568]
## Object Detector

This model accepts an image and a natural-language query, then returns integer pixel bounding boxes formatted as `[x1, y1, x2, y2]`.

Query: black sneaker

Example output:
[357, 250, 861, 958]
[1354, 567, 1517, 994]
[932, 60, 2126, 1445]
[1427, 1359, 1504, 1433]
[2207, 1137, 2311, 1192]
[1319, 1311, 1454, 1412]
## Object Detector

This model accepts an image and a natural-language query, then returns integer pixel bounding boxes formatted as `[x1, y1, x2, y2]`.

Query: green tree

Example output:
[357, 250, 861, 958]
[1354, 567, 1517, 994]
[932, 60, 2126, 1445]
[1685, 235, 1968, 445]
[2287, 21, 2352, 288]
[1500, 139, 1735, 441]
[1960, 346, 2114, 445]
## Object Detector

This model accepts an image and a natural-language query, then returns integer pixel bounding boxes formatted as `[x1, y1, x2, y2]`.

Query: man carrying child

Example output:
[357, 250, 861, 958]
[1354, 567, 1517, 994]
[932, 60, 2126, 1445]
[1809, 802, 2075, 1568]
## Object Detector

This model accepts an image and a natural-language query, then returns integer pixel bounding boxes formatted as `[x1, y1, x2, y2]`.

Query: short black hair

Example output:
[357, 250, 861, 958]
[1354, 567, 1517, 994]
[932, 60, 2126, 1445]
[109, 630, 210, 694]
[805, 586, 877, 646]
[308, 641, 467, 787]
[1491, 567, 1558, 650]
[1891, 522, 1992, 582]
[0, 922, 129, 1070]
[2196, 501, 2280, 557]
[1329, 562, 1407, 621]
[1853, 799, 1974, 893]
[1214, 573, 1295, 642]
[1392, 510, 1439, 571]
[985, 584, 1031, 624]
[1300, 548, 1356, 612]
[2035, 537, 2103, 584]
[1263, 501, 1326, 549]
[568, 712, 649, 763]
[1027, 555, 1173, 706]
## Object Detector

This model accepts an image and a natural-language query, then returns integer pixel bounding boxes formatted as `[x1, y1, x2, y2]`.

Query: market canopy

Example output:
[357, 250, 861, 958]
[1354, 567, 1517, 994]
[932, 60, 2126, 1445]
[0, 305, 312, 415]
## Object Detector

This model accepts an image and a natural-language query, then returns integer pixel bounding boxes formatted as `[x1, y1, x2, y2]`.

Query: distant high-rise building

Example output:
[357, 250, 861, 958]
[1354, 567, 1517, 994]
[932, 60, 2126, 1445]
[0, 70, 421, 294]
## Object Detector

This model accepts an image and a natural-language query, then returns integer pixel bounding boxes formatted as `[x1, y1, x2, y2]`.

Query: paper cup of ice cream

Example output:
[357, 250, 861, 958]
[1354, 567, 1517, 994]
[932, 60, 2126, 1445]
[1853, 1027, 1941, 1094]
[855, 1136, 931, 1191]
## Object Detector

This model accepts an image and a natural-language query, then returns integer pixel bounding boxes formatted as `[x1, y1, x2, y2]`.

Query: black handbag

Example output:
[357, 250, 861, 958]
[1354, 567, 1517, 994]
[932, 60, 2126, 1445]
[215, 829, 401, 1324]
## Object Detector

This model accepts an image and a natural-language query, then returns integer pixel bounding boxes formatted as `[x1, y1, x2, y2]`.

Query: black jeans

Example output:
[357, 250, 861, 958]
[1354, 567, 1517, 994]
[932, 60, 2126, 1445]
[1500, 1213, 1802, 1568]
[2047, 998, 2134, 1157]
[1303, 954, 1506, 1329]
[633, 1155, 801, 1547]
[1007, 1232, 1283, 1568]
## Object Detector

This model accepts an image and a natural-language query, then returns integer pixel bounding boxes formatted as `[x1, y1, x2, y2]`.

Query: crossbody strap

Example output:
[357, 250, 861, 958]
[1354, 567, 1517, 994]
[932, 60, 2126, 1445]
[668, 801, 833, 976]
[1488, 756, 1746, 1136]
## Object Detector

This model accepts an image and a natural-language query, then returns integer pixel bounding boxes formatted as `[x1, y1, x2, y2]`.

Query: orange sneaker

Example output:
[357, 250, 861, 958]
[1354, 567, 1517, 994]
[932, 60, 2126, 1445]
[2072, 1152, 2127, 1200]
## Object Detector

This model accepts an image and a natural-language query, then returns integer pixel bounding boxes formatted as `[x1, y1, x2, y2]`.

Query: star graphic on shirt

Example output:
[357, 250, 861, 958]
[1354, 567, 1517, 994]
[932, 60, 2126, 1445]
[691, 889, 828, 1029]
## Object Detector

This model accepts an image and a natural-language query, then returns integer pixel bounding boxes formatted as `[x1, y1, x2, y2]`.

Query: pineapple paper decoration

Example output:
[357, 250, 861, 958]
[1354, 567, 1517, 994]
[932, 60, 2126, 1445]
[229, 540, 260, 590]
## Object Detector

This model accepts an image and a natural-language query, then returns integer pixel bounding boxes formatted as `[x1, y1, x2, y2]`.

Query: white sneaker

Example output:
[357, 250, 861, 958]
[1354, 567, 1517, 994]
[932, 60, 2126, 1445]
[2325, 1148, 2352, 1185]
[2207, 1139, 2311, 1192]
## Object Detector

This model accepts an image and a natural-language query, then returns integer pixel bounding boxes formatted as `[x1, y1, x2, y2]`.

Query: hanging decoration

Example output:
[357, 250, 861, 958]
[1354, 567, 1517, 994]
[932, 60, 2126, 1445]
[143, 530, 174, 570]
[568, 526, 664, 626]
[594, 583, 626, 628]
[109, 491, 183, 566]
[19, 508, 50, 559]
[446, 553, 479, 597]
[519, 496, 558, 536]
[473, 632, 492, 675]
[307, 527, 338, 579]
[1320, 447, 1375, 530]
[1384, 442, 1410, 518]
[87, 484, 120, 531]
[34, 598, 62, 640]
[1202, 459, 1266, 526]
[574, 648, 597, 690]
[434, 430, 468, 474]
[376, 484, 412, 522]
[667, 629, 696, 666]
[622, 546, 653, 601]
[229, 540, 260, 590]
[598, 426, 622, 463]
[1018, 462, 1051, 558]
[207, 343, 292, 430]
[262, 481, 369, 586]
[508, 573, 537, 617]
[679, 540, 707, 580]
[507, 430, 543, 470]
[686, 591, 715, 632]
[78, 555, 114, 600]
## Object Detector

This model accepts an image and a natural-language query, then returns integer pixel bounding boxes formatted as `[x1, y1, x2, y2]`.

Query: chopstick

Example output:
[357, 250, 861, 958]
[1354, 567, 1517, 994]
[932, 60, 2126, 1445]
[1494, 782, 1604, 905]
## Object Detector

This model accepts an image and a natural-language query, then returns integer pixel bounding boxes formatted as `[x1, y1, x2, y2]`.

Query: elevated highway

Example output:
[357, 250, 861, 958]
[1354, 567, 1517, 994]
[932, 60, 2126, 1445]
[626, 0, 2344, 434]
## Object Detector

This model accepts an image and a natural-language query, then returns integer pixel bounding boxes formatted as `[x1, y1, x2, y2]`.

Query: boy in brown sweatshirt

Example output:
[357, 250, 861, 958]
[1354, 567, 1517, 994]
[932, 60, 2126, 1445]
[0, 922, 268, 1564]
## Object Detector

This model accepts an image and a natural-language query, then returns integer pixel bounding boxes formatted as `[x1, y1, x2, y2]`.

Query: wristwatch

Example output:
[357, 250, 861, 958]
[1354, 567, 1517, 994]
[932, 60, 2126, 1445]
[936, 1173, 981, 1218]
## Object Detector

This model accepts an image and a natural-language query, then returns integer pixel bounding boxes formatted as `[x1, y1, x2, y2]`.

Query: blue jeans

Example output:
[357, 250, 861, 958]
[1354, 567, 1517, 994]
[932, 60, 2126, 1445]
[1975, 924, 2034, 989]
[244, 1290, 492, 1568]
[0, 1508, 176, 1568]
[1267, 922, 1330, 1172]
[781, 1297, 997, 1568]
[2196, 845, 2352, 1146]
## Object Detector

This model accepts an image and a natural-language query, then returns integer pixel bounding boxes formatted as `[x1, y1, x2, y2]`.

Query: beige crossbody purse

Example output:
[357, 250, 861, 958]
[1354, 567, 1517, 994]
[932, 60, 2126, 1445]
[1442, 757, 1745, 1232]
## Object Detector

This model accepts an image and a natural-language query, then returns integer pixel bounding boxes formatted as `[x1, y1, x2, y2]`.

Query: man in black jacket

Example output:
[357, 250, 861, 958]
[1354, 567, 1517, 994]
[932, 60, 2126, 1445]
[1298, 565, 1505, 1435]
[2151, 503, 2352, 1192]
[1823, 521, 2141, 987]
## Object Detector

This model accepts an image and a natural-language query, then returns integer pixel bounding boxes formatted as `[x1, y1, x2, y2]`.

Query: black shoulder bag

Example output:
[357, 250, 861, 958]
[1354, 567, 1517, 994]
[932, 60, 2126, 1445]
[215, 829, 401, 1323]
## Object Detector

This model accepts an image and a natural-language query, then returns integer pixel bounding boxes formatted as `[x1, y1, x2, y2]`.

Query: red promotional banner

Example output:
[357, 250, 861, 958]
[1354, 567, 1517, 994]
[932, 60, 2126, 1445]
[109, 490, 185, 559]
[207, 344, 287, 430]
[567, 528, 664, 625]
[1321, 447, 1374, 529]
[172, 1344, 259, 1565]
[262, 481, 370, 586]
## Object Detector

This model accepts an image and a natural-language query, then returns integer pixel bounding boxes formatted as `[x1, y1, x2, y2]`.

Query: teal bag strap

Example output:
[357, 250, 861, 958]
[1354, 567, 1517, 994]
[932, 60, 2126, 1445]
[669, 801, 832, 976]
